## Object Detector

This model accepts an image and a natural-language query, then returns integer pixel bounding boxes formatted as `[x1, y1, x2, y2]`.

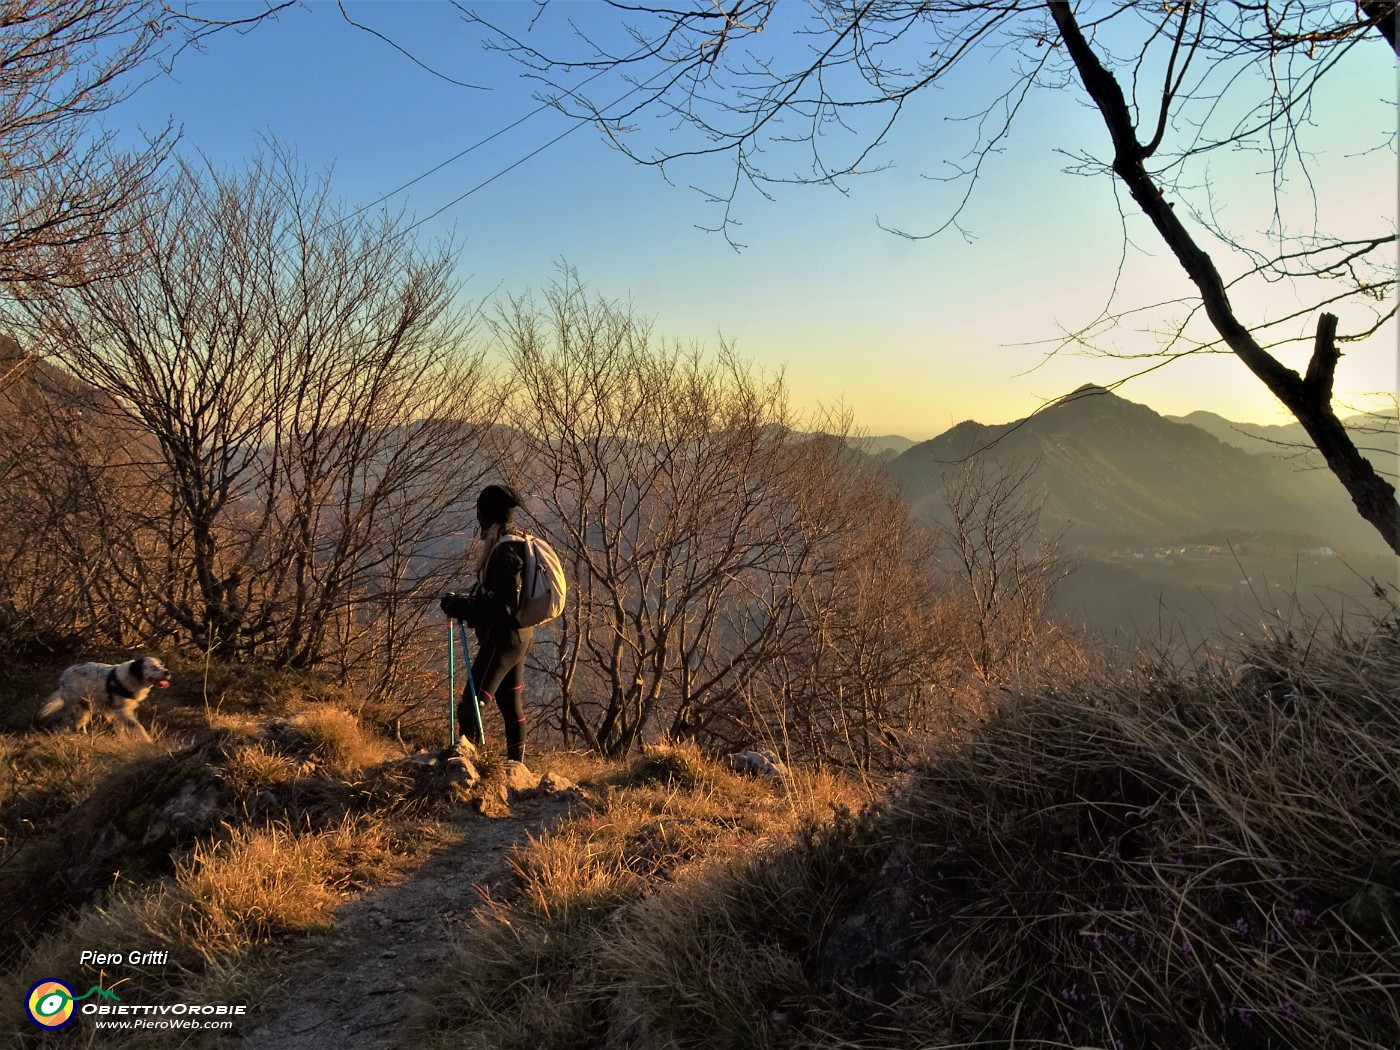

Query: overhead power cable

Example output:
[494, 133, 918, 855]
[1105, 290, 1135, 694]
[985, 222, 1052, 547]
[403, 60, 675, 236]
[339, 33, 659, 230]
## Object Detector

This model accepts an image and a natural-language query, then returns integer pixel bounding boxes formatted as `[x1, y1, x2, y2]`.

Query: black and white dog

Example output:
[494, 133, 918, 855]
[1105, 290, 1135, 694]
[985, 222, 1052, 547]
[35, 656, 172, 741]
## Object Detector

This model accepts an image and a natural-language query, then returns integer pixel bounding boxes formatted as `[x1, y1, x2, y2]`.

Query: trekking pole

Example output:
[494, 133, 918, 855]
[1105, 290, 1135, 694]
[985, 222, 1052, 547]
[447, 616, 457, 748]
[456, 619, 486, 746]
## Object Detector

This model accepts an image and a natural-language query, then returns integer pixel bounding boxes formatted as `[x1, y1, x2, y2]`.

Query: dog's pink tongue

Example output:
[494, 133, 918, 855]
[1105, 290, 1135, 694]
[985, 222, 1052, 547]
[157, 680, 170, 688]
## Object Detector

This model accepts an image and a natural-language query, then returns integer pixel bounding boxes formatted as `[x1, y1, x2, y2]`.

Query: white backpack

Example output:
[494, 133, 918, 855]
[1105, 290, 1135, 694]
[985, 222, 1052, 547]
[505, 532, 566, 627]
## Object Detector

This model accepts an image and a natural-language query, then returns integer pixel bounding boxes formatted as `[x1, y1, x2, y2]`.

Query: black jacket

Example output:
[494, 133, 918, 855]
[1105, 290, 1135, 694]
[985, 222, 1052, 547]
[441, 531, 527, 631]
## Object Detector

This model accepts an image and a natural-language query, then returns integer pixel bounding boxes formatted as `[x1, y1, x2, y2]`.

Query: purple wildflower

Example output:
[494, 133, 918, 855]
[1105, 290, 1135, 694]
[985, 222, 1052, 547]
[1220, 1005, 1255, 1028]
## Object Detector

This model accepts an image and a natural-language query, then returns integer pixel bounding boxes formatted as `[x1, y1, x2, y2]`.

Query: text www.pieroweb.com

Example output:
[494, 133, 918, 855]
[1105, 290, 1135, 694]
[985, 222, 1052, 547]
[84, 1003, 245, 1031]
[94, 1017, 236, 1031]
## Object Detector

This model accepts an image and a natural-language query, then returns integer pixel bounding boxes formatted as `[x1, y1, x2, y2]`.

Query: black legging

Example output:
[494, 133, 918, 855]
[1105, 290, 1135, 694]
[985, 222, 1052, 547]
[459, 625, 534, 762]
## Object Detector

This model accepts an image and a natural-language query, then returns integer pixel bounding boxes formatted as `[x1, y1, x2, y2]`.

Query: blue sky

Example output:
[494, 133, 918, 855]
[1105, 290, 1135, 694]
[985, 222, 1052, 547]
[114, 1, 1398, 439]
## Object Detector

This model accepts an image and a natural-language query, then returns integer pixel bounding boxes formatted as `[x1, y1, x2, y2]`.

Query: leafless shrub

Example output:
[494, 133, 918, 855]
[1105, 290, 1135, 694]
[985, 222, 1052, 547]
[493, 270, 961, 764]
[17, 148, 496, 671]
[737, 451, 961, 769]
[0, 341, 158, 650]
[935, 454, 1075, 683]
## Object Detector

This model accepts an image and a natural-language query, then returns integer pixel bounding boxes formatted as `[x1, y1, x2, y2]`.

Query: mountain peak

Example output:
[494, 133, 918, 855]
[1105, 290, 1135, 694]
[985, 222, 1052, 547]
[1036, 383, 1156, 432]
[1065, 383, 1114, 401]
[888, 382, 1384, 553]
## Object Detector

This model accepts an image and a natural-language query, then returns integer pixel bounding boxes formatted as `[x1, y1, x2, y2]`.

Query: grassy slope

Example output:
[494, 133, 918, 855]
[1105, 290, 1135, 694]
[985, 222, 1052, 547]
[0, 666, 869, 1049]
[0, 660, 477, 1047]
[415, 623, 1399, 1050]
[4, 623, 1397, 1049]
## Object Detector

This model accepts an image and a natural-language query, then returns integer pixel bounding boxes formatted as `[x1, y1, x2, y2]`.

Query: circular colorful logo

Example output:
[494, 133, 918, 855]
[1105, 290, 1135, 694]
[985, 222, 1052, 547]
[27, 979, 76, 1029]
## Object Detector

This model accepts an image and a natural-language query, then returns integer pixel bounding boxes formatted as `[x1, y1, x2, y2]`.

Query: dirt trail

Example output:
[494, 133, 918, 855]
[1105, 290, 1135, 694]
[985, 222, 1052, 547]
[240, 787, 582, 1050]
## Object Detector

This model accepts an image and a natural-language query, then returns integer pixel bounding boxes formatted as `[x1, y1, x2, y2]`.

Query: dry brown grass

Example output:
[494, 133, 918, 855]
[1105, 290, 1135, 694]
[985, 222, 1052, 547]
[10, 619, 1391, 1049]
[409, 741, 874, 1050]
[0, 730, 151, 823]
[217, 740, 300, 798]
[268, 706, 397, 772]
[410, 621, 1400, 1050]
[0, 736, 217, 970]
[164, 656, 359, 719]
[0, 670, 463, 1048]
[0, 815, 416, 1046]
[819, 620, 1399, 1049]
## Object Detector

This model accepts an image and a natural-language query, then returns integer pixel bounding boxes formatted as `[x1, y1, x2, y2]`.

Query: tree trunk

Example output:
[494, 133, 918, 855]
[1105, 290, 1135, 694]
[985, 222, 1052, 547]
[1362, 1, 1400, 56]
[1047, 0, 1400, 556]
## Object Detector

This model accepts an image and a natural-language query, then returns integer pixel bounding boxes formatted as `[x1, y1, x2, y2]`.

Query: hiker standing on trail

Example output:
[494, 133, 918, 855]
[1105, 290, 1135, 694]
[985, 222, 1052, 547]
[440, 483, 533, 765]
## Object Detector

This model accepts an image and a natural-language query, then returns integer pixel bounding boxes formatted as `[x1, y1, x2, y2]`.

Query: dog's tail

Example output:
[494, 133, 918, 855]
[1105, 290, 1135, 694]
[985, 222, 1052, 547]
[35, 694, 65, 725]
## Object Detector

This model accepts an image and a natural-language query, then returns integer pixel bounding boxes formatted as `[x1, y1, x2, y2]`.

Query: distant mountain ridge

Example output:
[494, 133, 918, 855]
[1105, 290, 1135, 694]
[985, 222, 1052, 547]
[862, 433, 918, 455]
[1168, 410, 1311, 451]
[887, 385, 1388, 554]
[841, 433, 918, 462]
[1170, 409, 1398, 469]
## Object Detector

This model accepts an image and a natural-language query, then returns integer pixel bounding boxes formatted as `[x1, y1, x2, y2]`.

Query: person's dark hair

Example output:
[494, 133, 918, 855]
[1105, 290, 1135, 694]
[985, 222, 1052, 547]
[477, 483, 521, 527]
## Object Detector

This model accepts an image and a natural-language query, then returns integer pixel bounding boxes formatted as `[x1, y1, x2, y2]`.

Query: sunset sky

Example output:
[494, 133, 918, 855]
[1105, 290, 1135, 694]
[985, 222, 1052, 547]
[116, 1, 1398, 439]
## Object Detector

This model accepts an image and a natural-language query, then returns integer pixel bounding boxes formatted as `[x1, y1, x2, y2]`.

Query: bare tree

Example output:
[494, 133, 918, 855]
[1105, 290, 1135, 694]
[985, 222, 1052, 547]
[21, 150, 495, 667]
[0, 342, 155, 649]
[467, 0, 1399, 553]
[0, 0, 300, 403]
[493, 273, 809, 755]
[0, 0, 174, 403]
[492, 270, 964, 764]
[737, 456, 961, 769]
[0, 0, 180, 294]
[937, 455, 1068, 681]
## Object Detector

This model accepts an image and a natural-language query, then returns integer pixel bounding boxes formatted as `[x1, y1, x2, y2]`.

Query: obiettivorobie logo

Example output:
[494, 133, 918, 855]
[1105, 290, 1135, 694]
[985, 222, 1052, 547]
[26, 979, 120, 1029]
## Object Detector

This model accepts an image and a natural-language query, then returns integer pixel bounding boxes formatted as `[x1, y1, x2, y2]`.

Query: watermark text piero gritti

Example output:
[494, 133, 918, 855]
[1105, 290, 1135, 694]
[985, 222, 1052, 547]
[80, 949, 170, 967]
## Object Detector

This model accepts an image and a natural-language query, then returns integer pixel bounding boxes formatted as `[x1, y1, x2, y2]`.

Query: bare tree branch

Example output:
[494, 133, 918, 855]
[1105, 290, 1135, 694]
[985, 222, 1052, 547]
[20, 148, 495, 664]
[461, 0, 1397, 552]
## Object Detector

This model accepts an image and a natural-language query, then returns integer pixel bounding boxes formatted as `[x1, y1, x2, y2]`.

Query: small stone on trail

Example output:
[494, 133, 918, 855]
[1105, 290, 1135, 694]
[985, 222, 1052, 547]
[723, 749, 789, 781]
[503, 760, 541, 792]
